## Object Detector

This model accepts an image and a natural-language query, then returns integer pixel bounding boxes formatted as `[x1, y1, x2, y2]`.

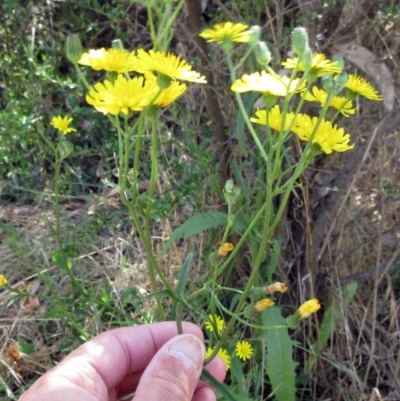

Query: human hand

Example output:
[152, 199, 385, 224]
[19, 321, 226, 401]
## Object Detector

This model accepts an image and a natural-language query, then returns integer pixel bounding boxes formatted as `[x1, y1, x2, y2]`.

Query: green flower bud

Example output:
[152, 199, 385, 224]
[254, 41, 271, 67]
[291, 27, 309, 56]
[331, 54, 344, 70]
[322, 73, 334, 91]
[66, 34, 83, 64]
[224, 180, 235, 194]
[299, 47, 312, 70]
[248, 25, 262, 47]
[112, 39, 124, 50]
[335, 71, 348, 87]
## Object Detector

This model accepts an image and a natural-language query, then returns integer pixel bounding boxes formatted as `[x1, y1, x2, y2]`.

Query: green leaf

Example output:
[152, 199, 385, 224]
[261, 306, 298, 401]
[201, 369, 242, 401]
[158, 212, 229, 258]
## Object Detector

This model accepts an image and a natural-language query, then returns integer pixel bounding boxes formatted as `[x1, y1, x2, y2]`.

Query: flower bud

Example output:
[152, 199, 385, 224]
[224, 179, 235, 194]
[66, 34, 83, 64]
[335, 71, 348, 87]
[254, 41, 271, 67]
[286, 298, 321, 329]
[331, 54, 344, 71]
[291, 27, 309, 56]
[299, 47, 312, 70]
[248, 25, 262, 47]
[322, 74, 334, 91]
[112, 39, 124, 50]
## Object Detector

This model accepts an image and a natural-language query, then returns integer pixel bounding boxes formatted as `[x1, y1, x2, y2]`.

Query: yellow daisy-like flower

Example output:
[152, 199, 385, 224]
[303, 87, 356, 117]
[235, 340, 253, 361]
[205, 314, 225, 333]
[133, 49, 206, 83]
[251, 105, 298, 131]
[205, 347, 231, 370]
[144, 72, 187, 107]
[50, 116, 76, 135]
[78, 48, 139, 73]
[0, 274, 8, 286]
[344, 74, 382, 101]
[218, 243, 234, 256]
[298, 298, 321, 319]
[199, 21, 252, 44]
[266, 282, 288, 294]
[86, 74, 155, 115]
[292, 115, 355, 154]
[282, 52, 342, 77]
[231, 71, 305, 96]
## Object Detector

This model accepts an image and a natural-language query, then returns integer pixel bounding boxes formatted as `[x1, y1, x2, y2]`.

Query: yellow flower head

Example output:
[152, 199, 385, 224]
[344, 74, 382, 101]
[50, 116, 76, 135]
[86, 74, 155, 115]
[303, 87, 356, 117]
[255, 298, 275, 312]
[266, 282, 288, 294]
[78, 48, 139, 73]
[292, 115, 355, 154]
[0, 274, 8, 286]
[133, 49, 206, 83]
[282, 52, 342, 77]
[231, 71, 305, 96]
[205, 314, 225, 333]
[218, 243, 234, 257]
[199, 21, 252, 44]
[298, 298, 321, 319]
[235, 340, 253, 361]
[144, 72, 187, 107]
[205, 347, 231, 370]
[251, 105, 298, 131]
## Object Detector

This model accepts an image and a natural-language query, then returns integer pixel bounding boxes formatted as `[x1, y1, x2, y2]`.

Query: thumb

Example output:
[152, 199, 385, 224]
[133, 334, 205, 401]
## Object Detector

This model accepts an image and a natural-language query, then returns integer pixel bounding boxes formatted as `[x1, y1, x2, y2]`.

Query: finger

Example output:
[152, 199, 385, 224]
[193, 387, 216, 401]
[116, 351, 227, 398]
[20, 322, 203, 401]
[133, 334, 205, 401]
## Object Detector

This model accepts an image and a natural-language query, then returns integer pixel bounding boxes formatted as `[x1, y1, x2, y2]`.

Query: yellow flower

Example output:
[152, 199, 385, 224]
[292, 115, 355, 154]
[86, 74, 154, 115]
[50, 116, 76, 135]
[0, 274, 8, 286]
[205, 347, 231, 370]
[199, 21, 252, 44]
[344, 74, 382, 101]
[133, 49, 206, 83]
[78, 48, 139, 73]
[218, 243, 234, 256]
[205, 314, 225, 333]
[255, 298, 275, 312]
[144, 72, 187, 107]
[298, 298, 321, 318]
[266, 282, 288, 294]
[303, 87, 356, 117]
[235, 340, 253, 361]
[282, 52, 342, 76]
[251, 105, 298, 131]
[231, 71, 305, 96]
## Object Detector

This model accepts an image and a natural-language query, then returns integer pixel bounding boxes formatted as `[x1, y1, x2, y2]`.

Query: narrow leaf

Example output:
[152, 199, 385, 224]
[261, 306, 298, 401]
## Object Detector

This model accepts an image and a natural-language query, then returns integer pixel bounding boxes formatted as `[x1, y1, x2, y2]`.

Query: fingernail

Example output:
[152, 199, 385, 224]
[168, 334, 204, 373]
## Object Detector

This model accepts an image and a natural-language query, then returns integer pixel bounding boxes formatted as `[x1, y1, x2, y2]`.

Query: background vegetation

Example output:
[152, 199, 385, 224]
[1, 0, 400, 400]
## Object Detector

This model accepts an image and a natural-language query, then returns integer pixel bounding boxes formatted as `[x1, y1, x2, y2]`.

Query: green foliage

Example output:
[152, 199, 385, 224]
[262, 307, 298, 401]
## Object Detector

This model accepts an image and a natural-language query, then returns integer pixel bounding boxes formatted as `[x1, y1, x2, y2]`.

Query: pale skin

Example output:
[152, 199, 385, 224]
[19, 322, 226, 401]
